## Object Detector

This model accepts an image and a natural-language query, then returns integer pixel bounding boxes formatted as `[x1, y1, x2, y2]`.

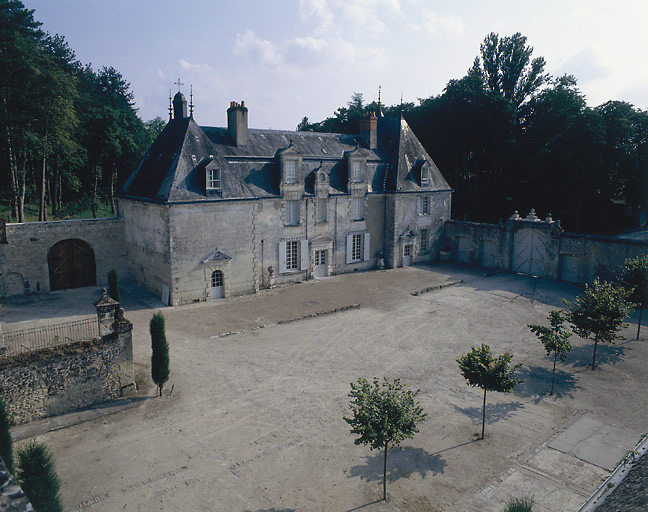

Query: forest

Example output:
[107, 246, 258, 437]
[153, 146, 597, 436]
[0, 1, 164, 223]
[299, 34, 648, 233]
[1, 1, 646, 233]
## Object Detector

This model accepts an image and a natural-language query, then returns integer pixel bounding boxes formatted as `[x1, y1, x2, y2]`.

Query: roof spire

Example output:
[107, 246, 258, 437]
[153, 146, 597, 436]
[175, 78, 184, 92]
[189, 85, 194, 119]
[168, 90, 173, 120]
[377, 85, 384, 117]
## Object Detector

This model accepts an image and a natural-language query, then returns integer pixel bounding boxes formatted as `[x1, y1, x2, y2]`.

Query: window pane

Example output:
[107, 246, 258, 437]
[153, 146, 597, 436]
[286, 241, 298, 270]
[352, 234, 362, 261]
[207, 169, 221, 189]
[351, 161, 362, 182]
[420, 229, 428, 252]
[285, 160, 297, 183]
[286, 200, 299, 225]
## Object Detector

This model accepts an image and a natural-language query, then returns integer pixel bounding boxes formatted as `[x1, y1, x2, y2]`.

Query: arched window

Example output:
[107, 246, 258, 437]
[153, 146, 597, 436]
[211, 270, 223, 287]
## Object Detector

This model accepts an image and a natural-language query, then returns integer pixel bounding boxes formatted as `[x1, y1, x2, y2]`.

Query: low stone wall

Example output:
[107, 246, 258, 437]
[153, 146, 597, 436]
[0, 458, 32, 512]
[444, 213, 648, 285]
[0, 320, 134, 425]
[0, 217, 127, 296]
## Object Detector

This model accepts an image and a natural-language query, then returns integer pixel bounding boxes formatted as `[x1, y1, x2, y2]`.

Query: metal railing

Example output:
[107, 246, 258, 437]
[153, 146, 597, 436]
[0, 317, 99, 357]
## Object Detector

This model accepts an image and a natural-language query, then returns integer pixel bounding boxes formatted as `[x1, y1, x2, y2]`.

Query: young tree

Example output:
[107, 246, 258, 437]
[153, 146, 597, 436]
[528, 310, 572, 395]
[150, 312, 170, 396]
[619, 255, 648, 340]
[457, 344, 522, 439]
[566, 278, 634, 370]
[16, 440, 63, 512]
[0, 397, 13, 474]
[344, 377, 426, 502]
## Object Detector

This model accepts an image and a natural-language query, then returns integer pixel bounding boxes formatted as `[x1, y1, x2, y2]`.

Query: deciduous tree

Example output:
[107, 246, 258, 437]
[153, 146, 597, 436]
[457, 344, 522, 439]
[566, 278, 634, 370]
[619, 255, 648, 340]
[344, 377, 426, 501]
[528, 310, 572, 395]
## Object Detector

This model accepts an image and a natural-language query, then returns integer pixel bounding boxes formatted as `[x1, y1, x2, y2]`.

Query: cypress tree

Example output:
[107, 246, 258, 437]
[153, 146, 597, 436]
[107, 268, 120, 304]
[16, 441, 63, 512]
[150, 312, 170, 396]
[0, 397, 13, 474]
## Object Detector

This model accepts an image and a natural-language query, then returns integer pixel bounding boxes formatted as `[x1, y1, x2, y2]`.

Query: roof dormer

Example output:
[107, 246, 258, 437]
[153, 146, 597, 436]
[278, 143, 303, 185]
[346, 147, 367, 186]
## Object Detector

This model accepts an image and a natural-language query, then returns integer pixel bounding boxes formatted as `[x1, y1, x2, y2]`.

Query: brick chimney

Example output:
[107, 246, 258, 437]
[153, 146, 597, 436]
[227, 101, 248, 146]
[359, 112, 378, 150]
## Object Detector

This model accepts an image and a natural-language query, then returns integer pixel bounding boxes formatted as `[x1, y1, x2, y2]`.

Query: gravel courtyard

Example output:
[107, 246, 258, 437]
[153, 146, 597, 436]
[6, 265, 647, 512]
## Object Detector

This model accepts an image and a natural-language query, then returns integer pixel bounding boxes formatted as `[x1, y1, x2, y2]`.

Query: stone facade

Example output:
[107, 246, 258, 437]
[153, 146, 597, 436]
[0, 300, 134, 425]
[444, 210, 648, 285]
[0, 218, 127, 296]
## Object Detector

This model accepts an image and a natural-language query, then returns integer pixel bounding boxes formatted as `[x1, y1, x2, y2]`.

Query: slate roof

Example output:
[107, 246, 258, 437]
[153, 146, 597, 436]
[119, 113, 450, 203]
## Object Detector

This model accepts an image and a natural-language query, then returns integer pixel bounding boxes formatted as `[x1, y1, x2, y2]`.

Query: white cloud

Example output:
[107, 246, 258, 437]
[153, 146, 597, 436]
[554, 43, 615, 84]
[419, 9, 464, 38]
[234, 29, 283, 65]
[156, 69, 166, 81]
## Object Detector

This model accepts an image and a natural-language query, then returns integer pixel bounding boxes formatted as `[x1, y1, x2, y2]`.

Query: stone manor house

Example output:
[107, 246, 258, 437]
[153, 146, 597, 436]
[0, 93, 452, 305]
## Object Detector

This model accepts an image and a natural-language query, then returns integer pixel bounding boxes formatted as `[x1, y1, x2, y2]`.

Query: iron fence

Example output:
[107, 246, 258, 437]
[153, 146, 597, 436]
[0, 317, 99, 357]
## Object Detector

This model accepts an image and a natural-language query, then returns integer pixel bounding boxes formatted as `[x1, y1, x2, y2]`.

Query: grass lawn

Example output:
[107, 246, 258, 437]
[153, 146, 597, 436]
[0, 200, 115, 223]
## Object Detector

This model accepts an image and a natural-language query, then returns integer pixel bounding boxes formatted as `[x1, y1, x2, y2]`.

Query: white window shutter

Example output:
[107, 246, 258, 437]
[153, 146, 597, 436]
[279, 241, 287, 274]
[300, 239, 309, 270]
[346, 234, 353, 264]
[363, 232, 371, 261]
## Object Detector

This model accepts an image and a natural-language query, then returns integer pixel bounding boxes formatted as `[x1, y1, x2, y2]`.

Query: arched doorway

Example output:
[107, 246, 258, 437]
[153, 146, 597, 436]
[48, 239, 96, 291]
[211, 270, 224, 299]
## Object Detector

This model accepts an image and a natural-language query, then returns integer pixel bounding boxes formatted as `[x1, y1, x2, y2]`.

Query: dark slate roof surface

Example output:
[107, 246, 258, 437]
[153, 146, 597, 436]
[119, 115, 450, 203]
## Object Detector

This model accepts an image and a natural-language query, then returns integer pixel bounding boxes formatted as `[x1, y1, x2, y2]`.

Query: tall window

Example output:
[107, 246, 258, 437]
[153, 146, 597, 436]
[207, 168, 221, 190]
[352, 197, 364, 220]
[317, 198, 327, 222]
[420, 196, 430, 215]
[420, 228, 429, 252]
[350, 160, 362, 182]
[286, 200, 299, 225]
[284, 160, 297, 184]
[286, 241, 299, 270]
[352, 234, 363, 262]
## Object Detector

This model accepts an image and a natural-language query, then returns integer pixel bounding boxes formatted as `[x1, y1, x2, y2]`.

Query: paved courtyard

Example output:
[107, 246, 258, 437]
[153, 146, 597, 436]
[4, 265, 647, 512]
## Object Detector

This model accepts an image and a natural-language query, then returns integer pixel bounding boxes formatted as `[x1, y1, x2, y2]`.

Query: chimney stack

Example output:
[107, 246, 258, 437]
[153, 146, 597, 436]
[227, 100, 248, 146]
[359, 112, 377, 149]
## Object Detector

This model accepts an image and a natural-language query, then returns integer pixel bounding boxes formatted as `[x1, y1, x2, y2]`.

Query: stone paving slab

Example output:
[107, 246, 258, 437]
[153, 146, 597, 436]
[548, 416, 640, 471]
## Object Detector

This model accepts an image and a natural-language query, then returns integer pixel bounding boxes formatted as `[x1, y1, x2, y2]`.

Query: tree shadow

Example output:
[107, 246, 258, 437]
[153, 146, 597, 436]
[348, 446, 446, 483]
[453, 400, 524, 426]
[514, 365, 579, 399]
[564, 340, 630, 369]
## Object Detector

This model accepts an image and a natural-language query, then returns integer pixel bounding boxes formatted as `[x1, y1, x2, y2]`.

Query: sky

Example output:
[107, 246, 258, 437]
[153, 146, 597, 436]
[25, 0, 648, 130]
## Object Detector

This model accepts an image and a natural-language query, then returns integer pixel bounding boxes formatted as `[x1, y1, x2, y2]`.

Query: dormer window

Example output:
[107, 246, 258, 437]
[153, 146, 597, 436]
[350, 160, 363, 183]
[420, 161, 431, 189]
[284, 159, 298, 184]
[207, 168, 221, 191]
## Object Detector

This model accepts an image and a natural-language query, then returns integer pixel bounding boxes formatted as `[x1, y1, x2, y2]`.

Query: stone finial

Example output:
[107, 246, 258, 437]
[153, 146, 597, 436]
[95, 288, 119, 336]
[545, 213, 553, 223]
[509, 210, 520, 220]
[525, 209, 539, 221]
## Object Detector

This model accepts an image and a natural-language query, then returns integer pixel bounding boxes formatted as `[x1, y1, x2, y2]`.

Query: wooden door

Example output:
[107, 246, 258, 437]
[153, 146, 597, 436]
[48, 239, 96, 291]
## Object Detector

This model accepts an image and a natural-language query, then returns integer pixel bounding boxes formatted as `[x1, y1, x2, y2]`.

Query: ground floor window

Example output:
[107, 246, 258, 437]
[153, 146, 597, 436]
[346, 232, 370, 264]
[279, 239, 308, 273]
[211, 270, 223, 287]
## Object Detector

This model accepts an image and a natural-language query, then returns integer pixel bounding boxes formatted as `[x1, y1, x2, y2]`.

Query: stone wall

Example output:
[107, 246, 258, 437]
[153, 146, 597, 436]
[0, 319, 134, 425]
[0, 458, 32, 512]
[0, 217, 127, 296]
[444, 211, 648, 285]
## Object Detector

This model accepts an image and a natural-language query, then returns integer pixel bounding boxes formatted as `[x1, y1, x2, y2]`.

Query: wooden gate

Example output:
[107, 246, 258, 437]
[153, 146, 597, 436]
[48, 239, 96, 291]
[512, 228, 548, 277]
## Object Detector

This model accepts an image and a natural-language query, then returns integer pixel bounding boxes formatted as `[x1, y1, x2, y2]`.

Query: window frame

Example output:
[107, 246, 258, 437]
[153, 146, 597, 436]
[420, 228, 429, 252]
[285, 240, 299, 271]
[420, 196, 430, 215]
[284, 159, 298, 184]
[352, 197, 364, 221]
[207, 168, 221, 191]
[350, 160, 363, 183]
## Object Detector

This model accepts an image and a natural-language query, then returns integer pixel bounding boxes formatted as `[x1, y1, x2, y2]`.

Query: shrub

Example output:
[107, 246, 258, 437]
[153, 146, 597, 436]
[504, 496, 534, 512]
[16, 441, 63, 512]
